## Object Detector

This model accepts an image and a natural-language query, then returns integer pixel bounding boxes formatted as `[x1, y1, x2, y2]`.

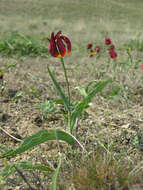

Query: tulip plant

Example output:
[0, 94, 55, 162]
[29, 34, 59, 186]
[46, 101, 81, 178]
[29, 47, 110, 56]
[45, 31, 111, 134]
[0, 31, 112, 190]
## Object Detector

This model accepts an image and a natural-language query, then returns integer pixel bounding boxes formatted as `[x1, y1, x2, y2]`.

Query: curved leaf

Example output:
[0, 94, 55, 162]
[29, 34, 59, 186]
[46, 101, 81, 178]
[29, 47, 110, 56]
[70, 79, 112, 133]
[0, 161, 53, 180]
[0, 129, 75, 158]
[47, 66, 70, 112]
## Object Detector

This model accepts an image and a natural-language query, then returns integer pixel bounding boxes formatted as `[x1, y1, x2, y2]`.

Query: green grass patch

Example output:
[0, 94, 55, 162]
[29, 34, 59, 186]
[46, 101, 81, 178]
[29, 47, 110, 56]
[0, 31, 49, 57]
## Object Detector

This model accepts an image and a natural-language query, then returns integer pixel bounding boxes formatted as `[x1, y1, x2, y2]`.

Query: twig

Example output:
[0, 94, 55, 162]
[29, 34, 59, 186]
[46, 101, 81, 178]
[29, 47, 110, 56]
[31, 170, 44, 190]
[14, 165, 36, 190]
[0, 126, 23, 142]
[69, 132, 86, 153]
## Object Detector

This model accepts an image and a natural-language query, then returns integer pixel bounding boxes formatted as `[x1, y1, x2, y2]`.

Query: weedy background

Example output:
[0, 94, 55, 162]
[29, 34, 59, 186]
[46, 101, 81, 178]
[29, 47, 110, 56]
[0, 0, 143, 189]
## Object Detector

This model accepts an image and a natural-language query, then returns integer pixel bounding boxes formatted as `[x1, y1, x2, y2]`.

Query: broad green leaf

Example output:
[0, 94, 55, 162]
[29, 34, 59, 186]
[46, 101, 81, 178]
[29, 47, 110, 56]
[47, 66, 70, 112]
[70, 79, 112, 133]
[50, 158, 62, 190]
[0, 129, 75, 158]
[0, 161, 53, 180]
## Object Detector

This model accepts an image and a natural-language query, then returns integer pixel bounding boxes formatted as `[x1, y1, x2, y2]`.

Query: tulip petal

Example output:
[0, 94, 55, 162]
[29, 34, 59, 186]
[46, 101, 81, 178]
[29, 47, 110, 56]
[87, 44, 92, 50]
[57, 37, 66, 57]
[105, 37, 111, 45]
[55, 31, 62, 39]
[48, 32, 59, 57]
[109, 50, 117, 59]
[47, 31, 71, 58]
[61, 35, 71, 54]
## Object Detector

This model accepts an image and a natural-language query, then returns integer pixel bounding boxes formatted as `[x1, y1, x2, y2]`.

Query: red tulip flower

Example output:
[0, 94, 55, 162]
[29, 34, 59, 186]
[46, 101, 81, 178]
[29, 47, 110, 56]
[109, 50, 117, 59]
[87, 43, 92, 50]
[105, 37, 111, 45]
[48, 31, 71, 58]
[95, 46, 100, 53]
[109, 44, 115, 50]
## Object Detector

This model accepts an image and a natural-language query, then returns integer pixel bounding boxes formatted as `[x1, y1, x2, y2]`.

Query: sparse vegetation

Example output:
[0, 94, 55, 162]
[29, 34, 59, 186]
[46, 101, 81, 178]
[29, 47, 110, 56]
[0, 0, 143, 189]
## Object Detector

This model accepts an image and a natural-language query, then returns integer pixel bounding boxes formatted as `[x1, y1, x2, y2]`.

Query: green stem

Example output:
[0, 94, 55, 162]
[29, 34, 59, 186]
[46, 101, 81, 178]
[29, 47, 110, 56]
[60, 57, 71, 107]
[60, 57, 71, 133]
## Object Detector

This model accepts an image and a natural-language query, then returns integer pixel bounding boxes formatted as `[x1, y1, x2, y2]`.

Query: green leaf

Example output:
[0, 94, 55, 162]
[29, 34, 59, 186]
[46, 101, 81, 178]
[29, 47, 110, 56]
[0, 161, 53, 180]
[12, 91, 23, 102]
[85, 80, 96, 94]
[39, 99, 59, 119]
[29, 85, 38, 98]
[0, 129, 75, 158]
[52, 98, 64, 105]
[70, 79, 112, 133]
[0, 164, 15, 180]
[50, 158, 62, 190]
[74, 86, 87, 97]
[108, 86, 120, 98]
[75, 81, 97, 98]
[16, 161, 53, 172]
[4, 63, 18, 72]
[47, 66, 70, 112]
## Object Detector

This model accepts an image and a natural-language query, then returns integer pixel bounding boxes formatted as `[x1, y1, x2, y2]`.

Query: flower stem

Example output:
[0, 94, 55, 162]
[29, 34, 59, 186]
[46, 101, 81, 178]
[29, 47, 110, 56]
[60, 57, 71, 107]
[60, 57, 71, 133]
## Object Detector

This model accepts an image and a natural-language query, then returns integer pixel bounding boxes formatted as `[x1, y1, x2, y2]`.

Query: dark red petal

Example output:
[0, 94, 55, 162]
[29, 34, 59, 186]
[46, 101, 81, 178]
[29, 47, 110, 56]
[105, 37, 111, 45]
[55, 31, 62, 39]
[109, 50, 117, 59]
[48, 33, 59, 57]
[61, 35, 71, 54]
[87, 44, 92, 49]
[51, 32, 55, 40]
[57, 37, 66, 57]
[110, 44, 115, 50]
[95, 46, 100, 53]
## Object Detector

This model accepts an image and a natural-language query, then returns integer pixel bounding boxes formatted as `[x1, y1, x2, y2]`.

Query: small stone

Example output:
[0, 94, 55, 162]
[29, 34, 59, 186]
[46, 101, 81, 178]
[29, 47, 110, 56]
[0, 113, 11, 122]
[34, 116, 43, 127]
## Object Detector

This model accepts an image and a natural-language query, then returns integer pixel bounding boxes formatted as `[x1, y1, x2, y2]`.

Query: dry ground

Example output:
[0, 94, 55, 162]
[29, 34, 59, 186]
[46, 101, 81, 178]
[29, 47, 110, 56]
[0, 0, 143, 189]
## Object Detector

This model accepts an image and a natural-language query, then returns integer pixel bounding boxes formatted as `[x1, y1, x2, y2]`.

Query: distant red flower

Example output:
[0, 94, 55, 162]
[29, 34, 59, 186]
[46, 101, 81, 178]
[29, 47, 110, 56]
[89, 45, 101, 57]
[87, 43, 92, 50]
[109, 50, 117, 59]
[46, 31, 71, 58]
[0, 70, 3, 80]
[105, 37, 111, 45]
[109, 44, 115, 50]
[139, 64, 143, 70]
[95, 46, 100, 53]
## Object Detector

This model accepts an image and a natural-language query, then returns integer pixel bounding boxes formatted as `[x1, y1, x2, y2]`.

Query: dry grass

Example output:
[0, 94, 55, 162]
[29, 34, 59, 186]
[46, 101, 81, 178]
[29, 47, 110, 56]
[70, 150, 143, 190]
